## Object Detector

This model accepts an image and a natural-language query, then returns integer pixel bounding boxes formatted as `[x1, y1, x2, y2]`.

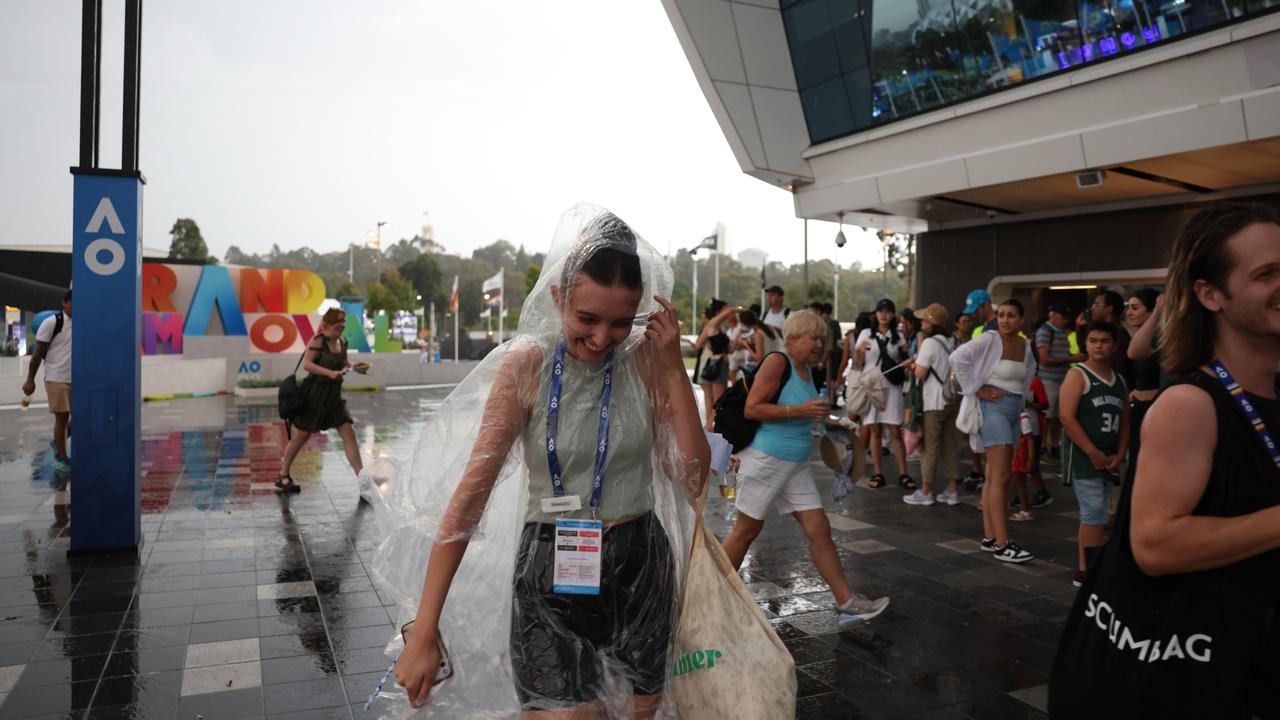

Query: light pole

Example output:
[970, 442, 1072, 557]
[834, 271, 840, 320]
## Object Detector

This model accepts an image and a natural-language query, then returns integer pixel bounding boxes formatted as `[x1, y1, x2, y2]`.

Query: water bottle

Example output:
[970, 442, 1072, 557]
[19, 394, 31, 412]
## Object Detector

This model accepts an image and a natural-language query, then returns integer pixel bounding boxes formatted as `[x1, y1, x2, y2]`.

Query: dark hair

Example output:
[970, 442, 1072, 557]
[1131, 287, 1160, 313]
[956, 312, 971, 322]
[900, 310, 920, 337]
[853, 311, 874, 339]
[809, 301, 823, 312]
[562, 212, 642, 292]
[1092, 290, 1123, 321]
[703, 298, 727, 320]
[822, 302, 833, 315]
[1082, 319, 1118, 341]
[999, 298, 1024, 317]
[62, 289, 72, 302]
[1162, 203, 1280, 373]
[749, 303, 762, 316]
[739, 309, 777, 339]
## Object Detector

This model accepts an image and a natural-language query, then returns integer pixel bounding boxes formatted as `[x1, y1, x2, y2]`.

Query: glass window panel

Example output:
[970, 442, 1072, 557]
[784, 0, 1267, 142]
[869, 0, 968, 120]
[802, 75, 858, 142]
[786, 0, 846, 89]
[844, 69, 876, 130]
[830, 0, 873, 71]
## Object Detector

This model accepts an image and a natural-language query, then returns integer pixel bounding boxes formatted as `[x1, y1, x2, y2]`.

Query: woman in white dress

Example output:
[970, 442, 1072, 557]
[854, 298, 915, 489]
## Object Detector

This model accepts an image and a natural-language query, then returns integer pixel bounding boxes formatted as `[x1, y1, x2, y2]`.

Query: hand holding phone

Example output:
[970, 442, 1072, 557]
[394, 623, 453, 709]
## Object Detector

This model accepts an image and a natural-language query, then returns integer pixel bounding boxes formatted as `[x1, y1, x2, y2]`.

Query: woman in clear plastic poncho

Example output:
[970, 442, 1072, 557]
[371, 205, 709, 719]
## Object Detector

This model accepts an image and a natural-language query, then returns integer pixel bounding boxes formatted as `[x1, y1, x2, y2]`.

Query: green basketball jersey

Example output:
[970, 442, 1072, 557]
[1063, 365, 1127, 482]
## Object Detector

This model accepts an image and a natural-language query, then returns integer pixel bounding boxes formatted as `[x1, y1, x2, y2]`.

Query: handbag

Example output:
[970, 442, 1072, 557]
[670, 481, 796, 718]
[277, 347, 308, 438]
[699, 356, 726, 383]
[1047, 370, 1280, 718]
[955, 398, 982, 435]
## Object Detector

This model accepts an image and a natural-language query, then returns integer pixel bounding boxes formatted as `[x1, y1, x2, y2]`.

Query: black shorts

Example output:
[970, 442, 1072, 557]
[509, 512, 675, 709]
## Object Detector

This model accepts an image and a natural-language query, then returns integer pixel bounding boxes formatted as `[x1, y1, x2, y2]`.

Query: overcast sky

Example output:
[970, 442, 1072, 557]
[1, 1, 885, 272]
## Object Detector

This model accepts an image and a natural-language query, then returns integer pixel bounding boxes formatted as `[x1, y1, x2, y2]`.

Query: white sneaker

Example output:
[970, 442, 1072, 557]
[837, 594, 890, 624]
[993, 541, 1034, 564]
[902, 489, 935, 506]
[936, 490, 961, 506]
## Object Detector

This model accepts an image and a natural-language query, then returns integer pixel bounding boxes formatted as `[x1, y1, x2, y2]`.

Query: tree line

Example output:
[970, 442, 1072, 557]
[168, 218, 910, 337]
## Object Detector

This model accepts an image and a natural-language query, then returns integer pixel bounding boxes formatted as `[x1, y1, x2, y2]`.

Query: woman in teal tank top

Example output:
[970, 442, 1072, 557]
[721, 310, 890, 625]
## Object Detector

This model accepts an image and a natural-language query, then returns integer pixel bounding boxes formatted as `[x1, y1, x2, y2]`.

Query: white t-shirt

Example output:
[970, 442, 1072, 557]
[915, 334, 955, 412]
[35, 313, 72, 383]
[762, 307, 787, 332]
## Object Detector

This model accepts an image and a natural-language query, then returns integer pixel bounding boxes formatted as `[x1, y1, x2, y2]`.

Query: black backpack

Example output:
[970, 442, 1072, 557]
[875, 334, 907, 385]
[277, 344, 312, 438]
[713, 352, 791, 453]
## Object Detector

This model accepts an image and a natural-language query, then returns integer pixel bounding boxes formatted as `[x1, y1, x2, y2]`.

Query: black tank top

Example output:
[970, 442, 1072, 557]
[1180, 370, 1280, 715]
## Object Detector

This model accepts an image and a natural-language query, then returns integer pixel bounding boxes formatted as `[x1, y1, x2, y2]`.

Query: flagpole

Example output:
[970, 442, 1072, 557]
[454, 310, 459, 364]
[498, 271, 504, 345]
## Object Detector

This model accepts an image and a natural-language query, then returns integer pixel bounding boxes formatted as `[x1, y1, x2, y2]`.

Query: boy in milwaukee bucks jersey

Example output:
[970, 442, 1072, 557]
[1059, 320, 1131, 587]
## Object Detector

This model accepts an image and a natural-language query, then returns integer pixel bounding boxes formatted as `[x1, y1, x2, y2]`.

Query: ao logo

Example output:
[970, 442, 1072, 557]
[84, 197, 127, 276]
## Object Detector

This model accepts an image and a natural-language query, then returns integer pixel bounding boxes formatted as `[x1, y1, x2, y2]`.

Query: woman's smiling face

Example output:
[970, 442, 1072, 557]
[555, 275, 643, 363]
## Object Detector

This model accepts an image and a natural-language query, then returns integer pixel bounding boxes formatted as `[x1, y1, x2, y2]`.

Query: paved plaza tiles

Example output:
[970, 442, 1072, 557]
[0, 388, 1080, 719]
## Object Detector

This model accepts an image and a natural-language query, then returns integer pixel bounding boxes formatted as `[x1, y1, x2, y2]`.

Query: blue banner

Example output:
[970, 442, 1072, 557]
[70, 172, 143, 552]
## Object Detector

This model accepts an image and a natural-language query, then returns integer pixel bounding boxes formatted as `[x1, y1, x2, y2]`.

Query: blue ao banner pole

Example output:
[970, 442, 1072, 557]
[71, 172, 143, 552]
[69, 0, 145, 553]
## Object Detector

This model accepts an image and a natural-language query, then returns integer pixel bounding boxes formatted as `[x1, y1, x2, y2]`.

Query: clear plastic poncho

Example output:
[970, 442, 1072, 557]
[363, 204, 700, 719]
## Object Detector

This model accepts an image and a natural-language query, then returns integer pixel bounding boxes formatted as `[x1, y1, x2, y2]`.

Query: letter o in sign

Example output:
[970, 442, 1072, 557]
[85, 238, 126, 276]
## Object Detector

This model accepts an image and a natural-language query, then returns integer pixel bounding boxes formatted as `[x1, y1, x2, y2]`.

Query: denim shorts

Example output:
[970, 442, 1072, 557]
[978, 394, 1024, 448]
[1071, 475, 1113, 526]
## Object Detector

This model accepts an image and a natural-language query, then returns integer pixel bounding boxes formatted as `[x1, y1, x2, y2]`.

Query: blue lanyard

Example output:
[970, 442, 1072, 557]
[1208, 359, 1280, 471]
[546, 336, 614, 510]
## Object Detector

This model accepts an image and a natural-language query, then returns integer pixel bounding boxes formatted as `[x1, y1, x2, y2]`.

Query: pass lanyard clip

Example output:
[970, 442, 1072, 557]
[1208, 359, 1280, 471]
[546, 336, 615, 512]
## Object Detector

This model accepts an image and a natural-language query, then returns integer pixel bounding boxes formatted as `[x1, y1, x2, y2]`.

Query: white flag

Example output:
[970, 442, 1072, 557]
[482, 269, 504, 294]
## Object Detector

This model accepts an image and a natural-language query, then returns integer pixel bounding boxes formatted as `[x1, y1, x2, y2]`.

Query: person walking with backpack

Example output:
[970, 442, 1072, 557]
[904, 303, 959, 506]
[21, 289, 72, 474]
[950, 298, 1037, 563]
[277, 308, 363, 493]
[721, 309, 889, 624]
[854, 298, 914, 489]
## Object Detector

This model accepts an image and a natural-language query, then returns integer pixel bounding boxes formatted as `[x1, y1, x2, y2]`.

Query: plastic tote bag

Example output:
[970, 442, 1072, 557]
[670, 483, 796, 718]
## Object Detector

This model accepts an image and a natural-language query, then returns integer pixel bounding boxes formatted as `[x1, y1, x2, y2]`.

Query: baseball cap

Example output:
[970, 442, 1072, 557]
[875, 298, 896, 313]
[914, 303, 950, 328]
[765, 285, 784, 295]
[1048, 302, 1071, 316]
[962, 289, 991, 315]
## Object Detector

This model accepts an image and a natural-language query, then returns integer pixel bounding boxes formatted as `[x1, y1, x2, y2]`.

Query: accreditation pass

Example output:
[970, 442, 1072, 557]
[553, 518, 603, 595]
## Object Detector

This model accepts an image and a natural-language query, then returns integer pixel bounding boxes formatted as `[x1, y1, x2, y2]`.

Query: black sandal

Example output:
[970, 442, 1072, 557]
[868, 473, 886, 489]
[275, 474, 301, 493]
[899, 475, 917, 490]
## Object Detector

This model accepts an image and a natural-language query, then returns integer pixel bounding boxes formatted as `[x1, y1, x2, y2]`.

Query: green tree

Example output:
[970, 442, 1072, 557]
[365, 282, 395, 317]
[168, 218, 211, 262]
[399, 254, 444, 311]
[525, 264, 542, 296]
[380, 269, 418, 312]
[333, 279, 362, 299]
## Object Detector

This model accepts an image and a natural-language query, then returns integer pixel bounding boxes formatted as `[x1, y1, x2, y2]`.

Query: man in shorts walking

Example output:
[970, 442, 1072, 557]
[22, 290, 73, 474]
[1059, 320, 1130, 587]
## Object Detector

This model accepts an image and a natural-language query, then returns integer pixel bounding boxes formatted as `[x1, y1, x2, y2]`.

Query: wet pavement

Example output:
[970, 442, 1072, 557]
[0, 388, 1077, 719]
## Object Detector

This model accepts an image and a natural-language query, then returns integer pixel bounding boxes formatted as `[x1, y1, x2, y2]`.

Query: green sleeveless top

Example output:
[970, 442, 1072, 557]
[521, 345, 655, 524]
[1063, 364, 1127, 482]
